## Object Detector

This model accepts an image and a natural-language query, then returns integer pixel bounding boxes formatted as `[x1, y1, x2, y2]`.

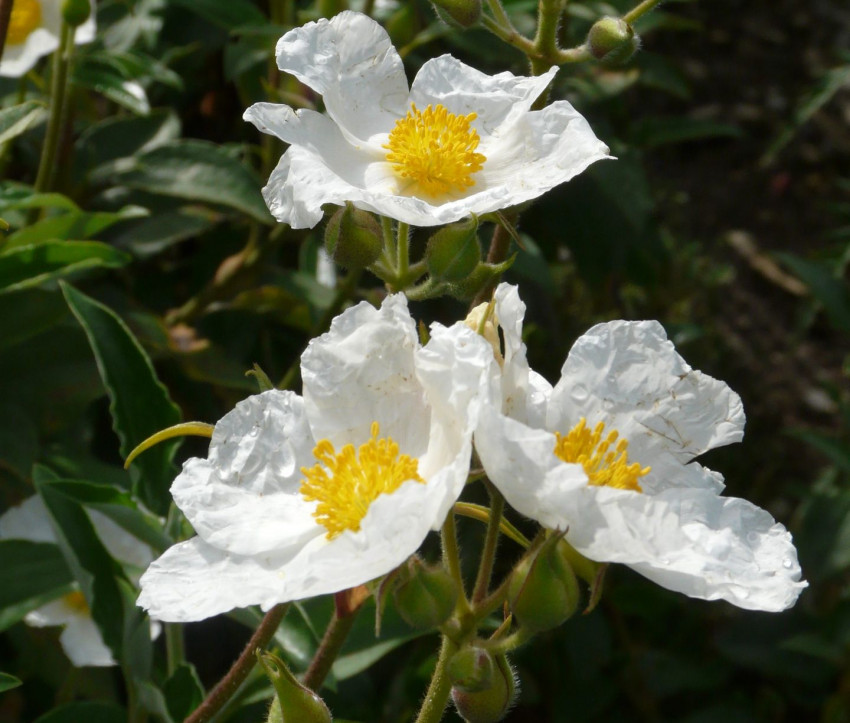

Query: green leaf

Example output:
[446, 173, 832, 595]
[43, 479, 172, 552]
[115, 140, 272, 223]
[0, 672, 22, 693]
[72, 59, 151, 116]
[0, 241, 131, 294]
[110, 208, 218, 258]
[61, 283, 182, 514]
[34, 701, 126, 723]
[0, 189, 79, 215]
[0, 101, 47, 145]
[4, 207, 148, 249]
[787, 429, 850, 474]
[630, 116, 743, 148]
[163, 662, 205, 721]
[776, 252, 850, 331]
[33, 479, 126, 659]
[169, 0, 266, 28]
[0, 540, 73, 632]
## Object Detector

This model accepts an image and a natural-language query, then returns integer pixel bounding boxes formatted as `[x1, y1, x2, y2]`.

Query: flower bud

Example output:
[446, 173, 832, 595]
[586, 17, 640, 65]
[324, 203, 383, 269]
[62, 0, 91, 26]
[508, 533, 580, 633]
[451, 653, 516, 723]
[447, 257, 514, 300]
[257, 651, 332, 723]
[449, 646, 495, 693]
[431, 0, 482, 29]
[426, 215, 481, 283]
[394, 557, 457, 629]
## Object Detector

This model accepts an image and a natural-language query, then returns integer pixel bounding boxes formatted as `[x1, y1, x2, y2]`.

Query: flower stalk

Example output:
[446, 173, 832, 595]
[301, 591, 365, 691]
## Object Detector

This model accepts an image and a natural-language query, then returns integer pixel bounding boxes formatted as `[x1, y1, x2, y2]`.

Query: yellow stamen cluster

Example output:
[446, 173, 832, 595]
[300, 422, 424, 539]
[384, 103, 486, 197]
[554, 418, 649, 492]
[63, 590, 90, 614]
[7, 0, 42, 46]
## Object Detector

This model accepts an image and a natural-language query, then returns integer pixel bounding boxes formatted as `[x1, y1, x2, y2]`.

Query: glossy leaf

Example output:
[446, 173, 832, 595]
[0, 101, 47, 144]
[0, 673, 22, 693]
[33, 702, 126, 723]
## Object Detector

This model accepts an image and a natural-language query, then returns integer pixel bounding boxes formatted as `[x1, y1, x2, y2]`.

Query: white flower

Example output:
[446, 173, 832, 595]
[243, 11, 610, 229]
[473, 284, 807, 612]
[0, 0, 96, 78]
[0, 495, 155, 666]
[138, 294, 497, 622]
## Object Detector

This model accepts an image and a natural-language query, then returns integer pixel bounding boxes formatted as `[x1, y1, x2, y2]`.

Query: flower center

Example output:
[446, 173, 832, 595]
[7, 0, 42, 46]
[63, 590, 90, 614]
[300, 422, 425, 539]
[554, 418, 649, 492]
[383, 103, 486, 197]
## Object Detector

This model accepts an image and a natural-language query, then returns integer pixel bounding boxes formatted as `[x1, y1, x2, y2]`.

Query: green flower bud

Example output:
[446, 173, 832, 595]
[508, 533, 580, 633]
[447, 257, 514, 300]
[62, 0, 91, 27]
[324, 203, 383, 269]
[449, 646, 495, 693]
[426, 215, 481, 283]
[451, 653, 516, 723]
[431, 0, 482, 29]
[586, 17, 640, 65]
[258, 651, 332, 723]
[394, 557, 458, 629]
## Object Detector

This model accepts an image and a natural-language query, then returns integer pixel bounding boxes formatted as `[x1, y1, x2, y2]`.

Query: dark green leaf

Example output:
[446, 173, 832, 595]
[115, 140, 271, 223]
[0, 672, 22, 693]
[163, 662, 205, 721]
[72, 60, 151, 116]
[0, 540, 73, 631]
[630, 116, 743, 148]
[169, 0, 266, 28]
[61, 283, 182, 514]
[776, 252, 850, 331]
[0, 101, 47, 144]
[34, 701, 126, 723]
[0, 241, 131, 294]
[110, 208, 218, 258]
[4, 207, 148, 249]
[787, 429, 850, 474]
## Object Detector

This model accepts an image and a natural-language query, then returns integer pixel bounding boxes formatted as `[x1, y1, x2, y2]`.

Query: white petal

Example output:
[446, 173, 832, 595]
[475, 411, 588, 530]
[171, 390, 323, 556]
[87, 509, 153, 570]
[58, 614, 116, 667]
[301, 295, 430, 455]
[548, 320, 745, 494]
[564, 486, 806, 612]
[274, 11, 408, 141]
[409, 57, 556, 137]
[137, 537, 299, 622]
[492, 283, 533, 422]
[0, 495, 56, 542]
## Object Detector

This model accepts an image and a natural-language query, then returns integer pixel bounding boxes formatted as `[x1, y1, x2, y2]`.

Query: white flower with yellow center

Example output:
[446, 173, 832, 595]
[473, 284, 807, 612]
[243, 11, 610, 229]
[0, 0, 95, 78]
[137, 294, 497, 622]
[0, 495, 156, 666]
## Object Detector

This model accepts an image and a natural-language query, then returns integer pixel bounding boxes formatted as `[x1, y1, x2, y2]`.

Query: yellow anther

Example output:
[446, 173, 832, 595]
[63, 590, 89, 614]
[384, 103, 486, 197]
[554, 417, 649, 492]
[300, 422, 424, 539]
[7, 0, 42, 45]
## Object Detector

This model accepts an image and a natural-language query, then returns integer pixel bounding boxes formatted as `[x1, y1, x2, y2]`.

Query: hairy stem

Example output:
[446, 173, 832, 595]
[471, 483, 505, 603]
[413, 635, 458, 723]
[301, 602, 361, 691]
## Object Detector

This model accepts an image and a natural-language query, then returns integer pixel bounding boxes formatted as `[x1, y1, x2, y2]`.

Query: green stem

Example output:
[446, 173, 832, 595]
[186, 603, 290, 723]
[485, 0, 516, 38]
[532, 0, 562, 65]
[479, 14, 536, 57]
[413, 635, 458, 723]
[470, 215, 515, 308]
[395, 221, 411, 281]
[441, 510, 470, 615]
[382, 215, 397, 268]
[301, 603, 361, 691]
[623, 0, 664, 24]
[33, 21, 73, 196]
[471, 484, 505, 603]
[165, 623, 185, 677]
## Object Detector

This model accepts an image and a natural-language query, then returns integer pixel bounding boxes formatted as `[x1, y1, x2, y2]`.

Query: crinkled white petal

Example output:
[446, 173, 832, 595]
[274, 10, 408, 141]
[408, 56, 557, 137]
[25, 598, 117, 667]
[171, 390, 323, 556]
[302, 295, 430, 455]
[547, 320, 745, 495]
[0, 0, 95, 77]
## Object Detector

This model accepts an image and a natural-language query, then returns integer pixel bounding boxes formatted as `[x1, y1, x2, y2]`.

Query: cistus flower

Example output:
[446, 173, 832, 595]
[243, 11, 610, 228]
[137, 294, 497, 622]
[473, 284, 807, 612]
[0, 0, 95, 78]
[0, 496, 155, 666]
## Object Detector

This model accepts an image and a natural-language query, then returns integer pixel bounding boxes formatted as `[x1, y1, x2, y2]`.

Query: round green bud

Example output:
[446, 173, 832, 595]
[324, 203, 383, 269]
[394, 557, 458, 630]
[508, 533, 580, 633]
[258, 652, 332, 723]
[448, 646, 495, 693]
[586, 17, 640, 65]
[431, 0, 482, 29]
[451, 653, 517, 723]
[62, 0, 91, 27]
[426, 215, 481, 283]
